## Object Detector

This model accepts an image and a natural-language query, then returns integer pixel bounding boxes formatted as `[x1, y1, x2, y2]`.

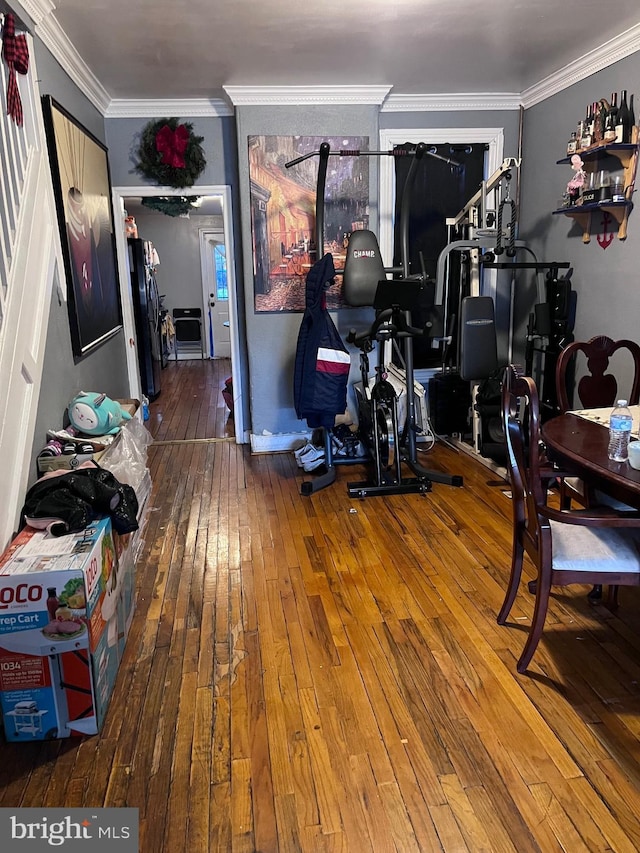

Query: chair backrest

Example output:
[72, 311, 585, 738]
[501, 365, 548, 556]
[342, 230, 386, 307]
[173, 307, 202, 320]
[555, 335, 640, 413]
[172, 308, 203, 344]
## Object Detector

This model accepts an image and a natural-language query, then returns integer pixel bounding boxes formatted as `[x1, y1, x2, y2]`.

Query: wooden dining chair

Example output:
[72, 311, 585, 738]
[555, 334, 640, 415]
[555, 336, 640, 599]
[498, 364, 640, 674]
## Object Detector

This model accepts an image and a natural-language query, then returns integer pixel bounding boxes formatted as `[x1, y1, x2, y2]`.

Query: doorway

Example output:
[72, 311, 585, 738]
[111, 184, 246, 444]
[200, 229, 230, 358]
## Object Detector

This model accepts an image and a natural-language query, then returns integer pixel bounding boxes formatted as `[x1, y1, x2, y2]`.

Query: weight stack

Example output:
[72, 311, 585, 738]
[428, 373, 471, 436]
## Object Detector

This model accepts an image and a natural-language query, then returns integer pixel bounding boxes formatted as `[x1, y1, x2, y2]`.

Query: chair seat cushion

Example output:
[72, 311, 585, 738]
[551, 521, 640, 573]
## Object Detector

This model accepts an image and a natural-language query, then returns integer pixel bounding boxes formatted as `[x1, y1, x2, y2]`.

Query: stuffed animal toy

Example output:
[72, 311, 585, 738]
[566, 153, 587, 203]
[68, 392, 132, 436]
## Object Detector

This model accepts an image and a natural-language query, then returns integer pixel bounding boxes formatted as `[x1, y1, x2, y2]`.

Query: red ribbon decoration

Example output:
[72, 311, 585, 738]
[2, 13, 30, 126]
[155, 123, 190, 169]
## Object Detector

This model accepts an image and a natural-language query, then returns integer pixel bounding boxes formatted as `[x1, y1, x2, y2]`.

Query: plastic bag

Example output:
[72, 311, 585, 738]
[99, 416, 153, 493]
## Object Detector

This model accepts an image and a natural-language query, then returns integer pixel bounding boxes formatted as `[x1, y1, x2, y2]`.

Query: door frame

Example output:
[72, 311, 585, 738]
[111, 184, 245, 444]
[378, 126, 505, 361]
[378, 127, 504, 265]
[199, 228, 230, 359]
[379, 128, 506, 463]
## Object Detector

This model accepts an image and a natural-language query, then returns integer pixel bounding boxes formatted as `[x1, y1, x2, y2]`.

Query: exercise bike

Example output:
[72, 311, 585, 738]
[346, 277, 444, 497]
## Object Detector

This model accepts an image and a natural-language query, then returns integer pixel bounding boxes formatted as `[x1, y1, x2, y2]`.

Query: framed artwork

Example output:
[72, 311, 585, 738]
[248, 135, 370, 313]
[42, 96, 123, 358]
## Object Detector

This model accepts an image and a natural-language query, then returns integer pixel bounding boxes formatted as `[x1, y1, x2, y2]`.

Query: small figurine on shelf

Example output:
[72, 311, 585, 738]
[566, 154, 587, 204]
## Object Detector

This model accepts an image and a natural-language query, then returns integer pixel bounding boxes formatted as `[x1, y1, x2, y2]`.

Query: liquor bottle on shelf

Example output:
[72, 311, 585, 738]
[616, 90, 631, 143]
[630, 93, 636, 138]
[593, 100, 605, 145]
[589, 102, 597, 139]
[576, 117, 584, 151]
[580, 103, 593, 149]
[604, 93, 618, 143]
[566, 131, 578, 156]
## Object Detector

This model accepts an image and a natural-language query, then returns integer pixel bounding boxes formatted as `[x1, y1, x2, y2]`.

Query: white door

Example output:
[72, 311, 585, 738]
[200, 230, 230, 358]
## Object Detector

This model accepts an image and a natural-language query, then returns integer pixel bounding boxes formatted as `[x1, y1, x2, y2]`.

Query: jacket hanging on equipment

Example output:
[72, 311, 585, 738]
[293, 253, 350, 428]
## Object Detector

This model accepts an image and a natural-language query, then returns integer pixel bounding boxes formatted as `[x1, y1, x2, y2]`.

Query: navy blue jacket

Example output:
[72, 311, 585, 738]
[294, 254, 350, 428]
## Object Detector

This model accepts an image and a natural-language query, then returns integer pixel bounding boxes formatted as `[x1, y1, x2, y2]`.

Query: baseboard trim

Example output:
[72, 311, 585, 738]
[250, 432, 311, 454]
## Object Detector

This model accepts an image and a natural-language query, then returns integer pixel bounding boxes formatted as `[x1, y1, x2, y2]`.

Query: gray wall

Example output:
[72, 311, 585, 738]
[128, 208, 223, 318]
[518, 52, 640, 393]
[379, 108, 521, 144]
[234, 106, 380, 439]
[104, 116, 237, 188]
[27, 35, 129, 487]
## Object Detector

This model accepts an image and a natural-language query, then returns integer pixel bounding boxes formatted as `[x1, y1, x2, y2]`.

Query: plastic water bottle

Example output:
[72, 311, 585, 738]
[608, 399, 633, 461]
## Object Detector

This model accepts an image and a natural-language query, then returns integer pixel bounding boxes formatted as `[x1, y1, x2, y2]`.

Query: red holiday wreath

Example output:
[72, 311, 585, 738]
[135, 117, 206, 189]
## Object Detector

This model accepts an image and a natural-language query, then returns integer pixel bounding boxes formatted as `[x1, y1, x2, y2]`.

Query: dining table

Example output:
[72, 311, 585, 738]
[541, 405, 640, 509]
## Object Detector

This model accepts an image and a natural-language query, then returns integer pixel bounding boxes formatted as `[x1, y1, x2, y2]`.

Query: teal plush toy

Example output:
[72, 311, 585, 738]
[68, 392, 132, 436]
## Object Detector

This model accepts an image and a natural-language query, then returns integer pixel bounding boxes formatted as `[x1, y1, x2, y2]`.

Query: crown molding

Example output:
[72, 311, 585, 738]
[224, 85, 392, 106]
[14, 0, 55, 26]
[522, 22, 640, 109]
[104, 98, 234, 118]
[33, 6, 111, 114]
[381, 93, 522, 112]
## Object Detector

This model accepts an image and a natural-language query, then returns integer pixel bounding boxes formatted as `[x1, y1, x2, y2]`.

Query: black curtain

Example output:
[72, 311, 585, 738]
[393, 143, 486, 368]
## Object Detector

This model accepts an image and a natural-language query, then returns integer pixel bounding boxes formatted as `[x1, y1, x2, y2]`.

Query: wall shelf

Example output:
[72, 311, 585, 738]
[555, 140, 638, 243]
[556, 142, 637, 169]
[552, 200, 633, 242]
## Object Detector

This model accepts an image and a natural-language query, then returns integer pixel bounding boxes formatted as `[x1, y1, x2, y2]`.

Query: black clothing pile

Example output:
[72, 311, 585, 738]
[21, 465, 139, 537]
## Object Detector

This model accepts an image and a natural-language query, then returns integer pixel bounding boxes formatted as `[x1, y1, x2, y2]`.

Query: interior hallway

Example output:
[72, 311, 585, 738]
[2, 360, 640, 851]
[148, 357, 235, 442]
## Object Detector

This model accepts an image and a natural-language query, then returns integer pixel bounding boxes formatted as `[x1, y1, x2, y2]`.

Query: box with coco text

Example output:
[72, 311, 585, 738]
[0, 517, 135, 741]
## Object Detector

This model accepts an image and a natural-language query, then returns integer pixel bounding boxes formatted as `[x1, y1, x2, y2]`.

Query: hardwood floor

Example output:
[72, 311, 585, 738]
[149, 357, 235, 442]
[3, 359, 640, 851]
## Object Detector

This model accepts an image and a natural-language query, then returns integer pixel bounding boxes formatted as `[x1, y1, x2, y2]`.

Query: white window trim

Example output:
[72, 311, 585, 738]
[378, 128, 505, 266]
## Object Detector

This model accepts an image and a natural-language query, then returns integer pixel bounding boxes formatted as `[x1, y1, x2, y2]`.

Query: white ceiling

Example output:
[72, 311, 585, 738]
[36, 1, 640, 106]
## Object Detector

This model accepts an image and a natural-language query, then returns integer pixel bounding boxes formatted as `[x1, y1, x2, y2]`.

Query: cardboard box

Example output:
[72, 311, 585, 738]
[0, 517, 135, 741]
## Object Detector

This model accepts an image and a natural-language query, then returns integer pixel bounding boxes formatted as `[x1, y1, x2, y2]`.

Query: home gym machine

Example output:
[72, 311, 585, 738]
[432, 156, 572, 462]
[287, 142, 463, 498]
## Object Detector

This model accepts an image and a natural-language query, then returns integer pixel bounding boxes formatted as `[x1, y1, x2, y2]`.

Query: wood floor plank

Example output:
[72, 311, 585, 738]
[298, 686, 344, 836]
[187, 685, 213, 851]
[231, 756, 254, 852]
[209, 781, 232, 851]
[439, 772, 495, 852]
[245, 638, 279, 852]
